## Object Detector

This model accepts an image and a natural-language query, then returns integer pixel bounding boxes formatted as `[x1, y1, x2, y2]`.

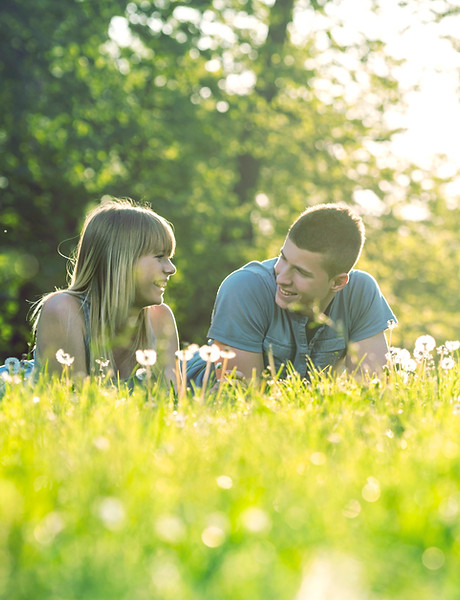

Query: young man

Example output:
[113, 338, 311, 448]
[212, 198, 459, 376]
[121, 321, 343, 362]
[208, 203, 396, 380]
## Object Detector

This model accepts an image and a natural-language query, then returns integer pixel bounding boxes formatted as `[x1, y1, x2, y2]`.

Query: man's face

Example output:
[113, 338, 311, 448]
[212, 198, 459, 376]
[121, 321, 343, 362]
[274, 237, 336, 315]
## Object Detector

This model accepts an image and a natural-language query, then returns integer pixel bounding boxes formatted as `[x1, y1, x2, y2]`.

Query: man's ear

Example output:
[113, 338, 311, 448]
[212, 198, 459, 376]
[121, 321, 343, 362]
[330, 273, 349, 292]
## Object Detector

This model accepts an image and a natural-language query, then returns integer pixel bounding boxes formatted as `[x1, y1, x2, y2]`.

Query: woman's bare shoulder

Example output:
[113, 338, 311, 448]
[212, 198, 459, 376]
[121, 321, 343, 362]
[147, 303, 175, 321]
[146, 303, 177, 336]
[40, 292, 85, 322]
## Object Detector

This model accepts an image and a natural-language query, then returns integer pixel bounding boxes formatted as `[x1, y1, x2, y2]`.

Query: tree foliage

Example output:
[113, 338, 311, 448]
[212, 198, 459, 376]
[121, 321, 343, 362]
[1, 0, 459, 360]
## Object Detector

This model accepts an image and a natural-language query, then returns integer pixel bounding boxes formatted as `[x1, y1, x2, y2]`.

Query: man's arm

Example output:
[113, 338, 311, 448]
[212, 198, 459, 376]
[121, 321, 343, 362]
[213, 339, 265, 381]
[344, 331, 389, 376]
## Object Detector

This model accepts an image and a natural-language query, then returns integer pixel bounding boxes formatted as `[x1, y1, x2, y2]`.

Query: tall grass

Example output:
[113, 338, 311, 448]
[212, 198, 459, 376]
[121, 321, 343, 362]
[1, 353, 459, 599]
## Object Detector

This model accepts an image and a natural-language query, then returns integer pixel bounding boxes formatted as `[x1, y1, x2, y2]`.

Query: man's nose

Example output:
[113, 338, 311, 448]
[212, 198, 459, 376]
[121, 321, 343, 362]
[275, 261, 290, 284]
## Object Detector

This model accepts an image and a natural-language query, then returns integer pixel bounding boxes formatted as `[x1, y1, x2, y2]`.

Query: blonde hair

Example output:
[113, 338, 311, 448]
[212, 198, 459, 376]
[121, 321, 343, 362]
[32, 198, 176, 375]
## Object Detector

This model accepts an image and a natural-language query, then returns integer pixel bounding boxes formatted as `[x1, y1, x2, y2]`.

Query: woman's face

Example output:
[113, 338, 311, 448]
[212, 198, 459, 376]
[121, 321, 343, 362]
[133, 253, 176, 308]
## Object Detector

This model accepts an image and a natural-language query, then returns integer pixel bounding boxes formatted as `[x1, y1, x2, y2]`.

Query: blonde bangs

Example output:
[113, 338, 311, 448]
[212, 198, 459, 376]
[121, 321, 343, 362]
[137, 212, 176, 259]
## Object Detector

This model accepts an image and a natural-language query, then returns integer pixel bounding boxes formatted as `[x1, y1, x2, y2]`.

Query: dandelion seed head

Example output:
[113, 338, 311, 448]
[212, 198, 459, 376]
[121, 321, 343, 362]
[135, 368, 147, 381]
[445, 340, 460, 352]
[220, 348, 236, 360]
[55, 349, 75, 366]
[199, 344, 221, 363]
[93, 436, 110, 451]
[403, 358, 417, 372]
[387, 319, 397, 331]
[216, 475, 233, 489]
[201, 525, 226, 548]
[175, 343, 199, 362]
[414, 335, 436, 353]
[96, 497, 126, 530]
[95, 358, 110, 369]
[155, 514, 186, 543]
[135, 349, 157, 366]
[361, 477, 381, 503]
[240, 507, 271, 533]
[441, 357, 455, 370]
[5, 357, 20, 374]
[2, 373, 21, 384]
[413, 347, 433, 362]
[310, 451, 327, 466]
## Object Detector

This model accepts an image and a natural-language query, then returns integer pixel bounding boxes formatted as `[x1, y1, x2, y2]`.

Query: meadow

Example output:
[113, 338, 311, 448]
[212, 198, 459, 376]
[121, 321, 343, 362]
[1, 338, 460, 600]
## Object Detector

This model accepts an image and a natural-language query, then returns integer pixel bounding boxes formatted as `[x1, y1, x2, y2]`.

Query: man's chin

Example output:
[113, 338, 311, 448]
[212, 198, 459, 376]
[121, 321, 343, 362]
[276, 292, 303, 313]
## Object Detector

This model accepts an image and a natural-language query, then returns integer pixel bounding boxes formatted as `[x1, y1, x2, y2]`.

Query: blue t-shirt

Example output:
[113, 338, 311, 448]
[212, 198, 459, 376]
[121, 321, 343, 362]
[207, 258, 396, 377]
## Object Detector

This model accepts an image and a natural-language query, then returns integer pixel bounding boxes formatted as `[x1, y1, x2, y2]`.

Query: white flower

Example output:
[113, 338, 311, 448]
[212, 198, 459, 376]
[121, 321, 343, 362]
[403, 358, 417, 373]
[445, 341, 460, 352]
[55, 349, 75, 366]
[441, 357, 455, 370]
[175, 343, 200, 362]
[5, 357, 20, 374]
[95, 358, 110, 368]
[219, 349, 236, 360]
[199, 344, 221, 363]
[135, 368, 147, 381]
[387, 319, 397, 331]
[135, 349, 157, 367]
[387, 347, 411, 364]
[414, 335, 436, 354]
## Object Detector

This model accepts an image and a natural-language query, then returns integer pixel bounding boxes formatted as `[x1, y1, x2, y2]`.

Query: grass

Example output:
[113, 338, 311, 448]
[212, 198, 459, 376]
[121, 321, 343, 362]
[1, 354, 460, 600]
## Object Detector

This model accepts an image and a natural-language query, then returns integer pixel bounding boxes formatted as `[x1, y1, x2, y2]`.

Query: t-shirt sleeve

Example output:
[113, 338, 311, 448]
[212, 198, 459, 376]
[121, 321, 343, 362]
[207, 269, 272, 353]
[346, 271, 397, 343]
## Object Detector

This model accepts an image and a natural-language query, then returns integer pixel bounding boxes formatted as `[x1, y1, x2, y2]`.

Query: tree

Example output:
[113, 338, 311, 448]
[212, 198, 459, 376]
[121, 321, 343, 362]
[1, 0, 458, 360]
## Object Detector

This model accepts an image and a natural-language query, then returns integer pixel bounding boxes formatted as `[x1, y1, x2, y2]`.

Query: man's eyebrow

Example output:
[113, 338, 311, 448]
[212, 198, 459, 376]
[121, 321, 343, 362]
[280, 248, 313, 275]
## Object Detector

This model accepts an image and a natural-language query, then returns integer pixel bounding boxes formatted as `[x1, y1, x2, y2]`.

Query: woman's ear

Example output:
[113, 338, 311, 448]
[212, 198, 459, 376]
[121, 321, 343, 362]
[330, 273, 349, 292]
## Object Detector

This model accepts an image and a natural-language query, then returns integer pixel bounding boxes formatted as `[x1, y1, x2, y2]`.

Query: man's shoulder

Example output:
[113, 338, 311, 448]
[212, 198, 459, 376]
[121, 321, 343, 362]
[347, 269, 380, 291]
[221, 258, 277, 289]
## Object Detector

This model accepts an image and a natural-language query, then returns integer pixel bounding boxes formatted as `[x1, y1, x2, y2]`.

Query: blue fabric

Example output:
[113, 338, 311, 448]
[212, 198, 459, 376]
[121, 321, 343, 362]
[0, 358, 35, 397]
[207, 258, 397, 377]
[186, 350, 217, 388]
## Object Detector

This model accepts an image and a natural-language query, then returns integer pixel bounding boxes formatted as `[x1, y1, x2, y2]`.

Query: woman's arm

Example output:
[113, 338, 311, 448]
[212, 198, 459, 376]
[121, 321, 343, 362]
[35, 293, 88, 377]
[146, 304, 180, 388]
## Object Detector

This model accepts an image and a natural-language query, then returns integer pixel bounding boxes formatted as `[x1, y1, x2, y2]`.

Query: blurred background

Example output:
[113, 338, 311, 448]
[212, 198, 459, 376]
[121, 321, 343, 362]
[1, 0, 459, 361]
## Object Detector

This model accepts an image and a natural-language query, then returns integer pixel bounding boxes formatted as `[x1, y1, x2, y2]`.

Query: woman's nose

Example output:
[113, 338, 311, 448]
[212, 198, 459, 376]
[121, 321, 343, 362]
[165, 259, 176, 276]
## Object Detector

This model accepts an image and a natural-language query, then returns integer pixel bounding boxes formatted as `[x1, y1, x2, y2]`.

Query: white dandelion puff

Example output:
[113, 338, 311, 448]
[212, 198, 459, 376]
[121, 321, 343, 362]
[445, 340, 460, 352]
[55, 349, 75, 366]
[135, 349, 157, 367]
[175, 343, 199, 362]
[414, 335, 436, 354]
[5, 357, 20, 374]
[441, 357, 455, 370]
[199, 344, 221, 363]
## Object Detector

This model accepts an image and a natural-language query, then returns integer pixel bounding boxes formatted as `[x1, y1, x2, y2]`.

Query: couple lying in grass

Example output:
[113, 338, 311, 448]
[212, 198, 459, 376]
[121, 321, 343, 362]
[22, 198, 397, 390]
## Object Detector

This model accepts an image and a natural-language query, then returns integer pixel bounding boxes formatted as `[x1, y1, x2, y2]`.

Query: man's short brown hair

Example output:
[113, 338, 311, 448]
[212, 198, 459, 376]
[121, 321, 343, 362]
[288, 203, 365, 276]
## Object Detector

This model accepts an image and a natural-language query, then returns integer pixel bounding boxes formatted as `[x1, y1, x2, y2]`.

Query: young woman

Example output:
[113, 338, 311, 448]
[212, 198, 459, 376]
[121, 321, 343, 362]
[31, 198, 180, 387]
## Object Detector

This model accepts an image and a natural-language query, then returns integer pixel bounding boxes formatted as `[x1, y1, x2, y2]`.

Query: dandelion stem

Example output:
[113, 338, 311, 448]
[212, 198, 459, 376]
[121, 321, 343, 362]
[216, 356, 229, 401]
[200, 360, 212, 404]
[180, 357, 187, 403]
